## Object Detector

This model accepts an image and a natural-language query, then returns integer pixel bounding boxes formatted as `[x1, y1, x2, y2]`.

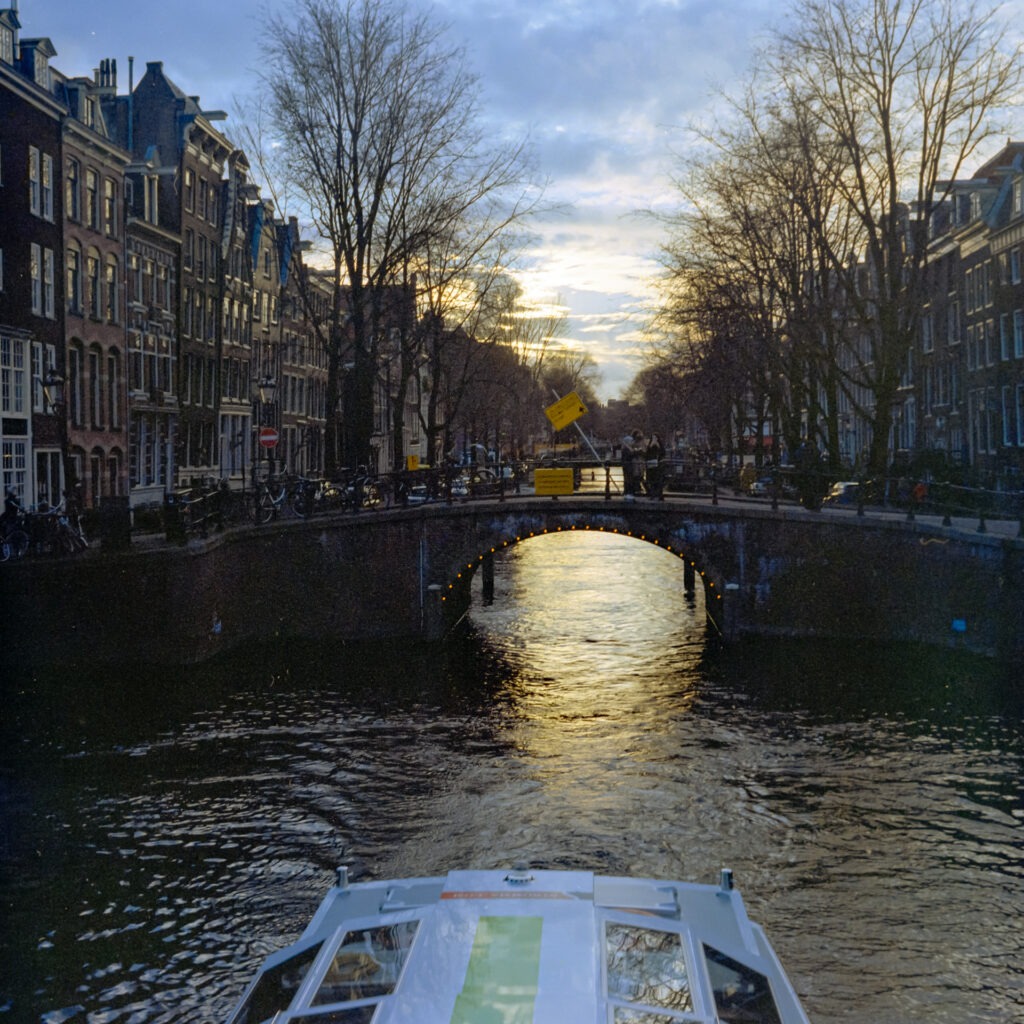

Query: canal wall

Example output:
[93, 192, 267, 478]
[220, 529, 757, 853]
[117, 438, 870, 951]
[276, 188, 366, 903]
[2, 500, 1021, 669]
[1, 513, 432, 669]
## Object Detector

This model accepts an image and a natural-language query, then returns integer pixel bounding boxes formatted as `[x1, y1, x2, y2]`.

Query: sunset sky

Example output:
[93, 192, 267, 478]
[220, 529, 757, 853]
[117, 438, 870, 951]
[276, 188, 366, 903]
[30, 0, 783, 397]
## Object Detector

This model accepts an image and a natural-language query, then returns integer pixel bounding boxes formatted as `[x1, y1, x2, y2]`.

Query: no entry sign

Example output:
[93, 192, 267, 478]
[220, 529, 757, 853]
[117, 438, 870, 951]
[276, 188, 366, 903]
[258, 426, 279, 449]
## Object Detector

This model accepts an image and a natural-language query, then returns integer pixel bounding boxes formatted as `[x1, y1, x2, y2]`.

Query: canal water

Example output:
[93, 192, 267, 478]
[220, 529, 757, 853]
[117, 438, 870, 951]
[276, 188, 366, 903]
[1, 532, 1022, 1023]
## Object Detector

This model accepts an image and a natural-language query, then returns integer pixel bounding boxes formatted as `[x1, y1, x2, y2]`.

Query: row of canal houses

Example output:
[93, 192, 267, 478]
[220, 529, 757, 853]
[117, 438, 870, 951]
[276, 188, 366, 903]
[1, 7, 423, 514]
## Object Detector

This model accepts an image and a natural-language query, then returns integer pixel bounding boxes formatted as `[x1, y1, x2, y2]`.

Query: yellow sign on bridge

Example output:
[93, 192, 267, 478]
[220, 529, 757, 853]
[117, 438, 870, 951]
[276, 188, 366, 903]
[534, 467, 575, 496]
[544, 391, 588, 431]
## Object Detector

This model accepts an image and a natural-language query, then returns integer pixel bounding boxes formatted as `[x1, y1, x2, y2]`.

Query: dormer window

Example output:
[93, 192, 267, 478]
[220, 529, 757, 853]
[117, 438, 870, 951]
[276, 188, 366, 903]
[1015, 179, 1024, 217]
[970, 193, 982, 220]
[33, 49, 49, 89]
[0, 26, 13, 65]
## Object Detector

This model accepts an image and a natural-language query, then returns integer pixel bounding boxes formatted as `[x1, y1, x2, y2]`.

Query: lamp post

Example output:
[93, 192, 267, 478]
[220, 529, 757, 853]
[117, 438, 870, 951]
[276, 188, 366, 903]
[256, 374, 278, 479]
[42, 369, 76, 510]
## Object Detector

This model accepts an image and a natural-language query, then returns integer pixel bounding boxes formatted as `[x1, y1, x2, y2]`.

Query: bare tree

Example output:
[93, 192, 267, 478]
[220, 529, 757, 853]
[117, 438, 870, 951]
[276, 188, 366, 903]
[770, 0, 1022, 473]
[252, 0, 537, 473]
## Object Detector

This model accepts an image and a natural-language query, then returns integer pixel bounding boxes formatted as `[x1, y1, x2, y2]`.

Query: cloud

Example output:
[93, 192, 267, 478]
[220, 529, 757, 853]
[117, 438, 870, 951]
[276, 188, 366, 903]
[33, 0, 782, 401]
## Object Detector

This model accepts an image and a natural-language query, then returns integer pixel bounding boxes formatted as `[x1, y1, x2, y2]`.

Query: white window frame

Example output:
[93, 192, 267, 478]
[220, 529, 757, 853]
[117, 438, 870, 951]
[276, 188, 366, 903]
[28, 146, 40, 215]
[43, 247, 54, 318]
[30, 242, 42, 315]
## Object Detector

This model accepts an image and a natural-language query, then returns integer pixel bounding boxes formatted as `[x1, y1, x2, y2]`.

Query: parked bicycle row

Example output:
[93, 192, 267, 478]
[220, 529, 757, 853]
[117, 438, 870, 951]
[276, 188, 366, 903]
[0, 490, 90, 561]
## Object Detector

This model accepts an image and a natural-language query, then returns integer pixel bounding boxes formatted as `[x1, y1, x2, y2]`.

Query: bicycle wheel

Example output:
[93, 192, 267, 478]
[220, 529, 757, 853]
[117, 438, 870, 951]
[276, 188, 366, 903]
[7, 528, 31, 559]
[361, 481, 383, 509]
[253, 488, 276, 525]
[289, 484, 315, 518]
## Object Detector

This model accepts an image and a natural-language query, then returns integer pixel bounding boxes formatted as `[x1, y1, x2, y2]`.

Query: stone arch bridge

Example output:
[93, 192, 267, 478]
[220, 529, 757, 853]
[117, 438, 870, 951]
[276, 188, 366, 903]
[4, 496, 1022, 668]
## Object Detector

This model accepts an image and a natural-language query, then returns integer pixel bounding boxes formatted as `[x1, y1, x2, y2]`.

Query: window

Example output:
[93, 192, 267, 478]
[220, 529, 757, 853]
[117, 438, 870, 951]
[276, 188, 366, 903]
[66, 158, 81, 220]
[197, 235, 206, 279]
[103, 178, 117, 236]
[89, 348, 102, 429]
[1, 334, 27, 413]
[105, 258, 119, 324]
[1001, 313, 1011, 361]
[85, 169, 99, 229]
[41, 153, 53, 221]
[198, 177, 207, 219]
[43, 248, 54, 318]
[947, 295, 960, 344]
[107, 352, 120, 428]
[183, 228, 194, 271]
[0, 24, 13, 65]
[1015, 310, 1024, 359]
[1012, 248, 1022, 285]
[68, 346, 83, 427]
[2, 439, 27, 499]
[130, 253, 141, 304]
[606, 923, 692, 1015]
[145, 174, 158, 223]
[87, 251, 101, 318]
[30, 243, 42, 315]
[704, 945, 782, 1024]
[29, 147, 40, 215]
[1015, 179, 1024, 216]
[921, 310, 933, 354]
[184, 168, 194, 212]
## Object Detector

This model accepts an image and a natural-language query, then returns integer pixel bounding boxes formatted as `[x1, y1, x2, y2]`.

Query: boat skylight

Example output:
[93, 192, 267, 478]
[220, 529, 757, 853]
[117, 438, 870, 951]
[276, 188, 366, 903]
[311, 920, 420, 1006]
[605, 922, 693, 1016]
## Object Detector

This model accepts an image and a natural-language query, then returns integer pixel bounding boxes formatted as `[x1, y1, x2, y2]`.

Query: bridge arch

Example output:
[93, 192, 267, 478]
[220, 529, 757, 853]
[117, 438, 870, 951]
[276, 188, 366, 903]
[430, 512, 728, 635]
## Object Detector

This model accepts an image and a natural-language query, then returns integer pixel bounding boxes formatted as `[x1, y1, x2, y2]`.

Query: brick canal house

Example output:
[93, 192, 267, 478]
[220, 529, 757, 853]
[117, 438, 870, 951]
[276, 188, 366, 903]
[0, 14, 65, 506]
[57, 58, 130, 509]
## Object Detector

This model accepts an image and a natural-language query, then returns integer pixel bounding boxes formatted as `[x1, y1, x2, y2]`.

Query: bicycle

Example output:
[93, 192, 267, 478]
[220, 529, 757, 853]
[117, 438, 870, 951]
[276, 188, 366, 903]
[1, 491, 30, 562]
[23, 499, 89, 556]
[250, 474, 309, 524]
[178, 481, 227, 537]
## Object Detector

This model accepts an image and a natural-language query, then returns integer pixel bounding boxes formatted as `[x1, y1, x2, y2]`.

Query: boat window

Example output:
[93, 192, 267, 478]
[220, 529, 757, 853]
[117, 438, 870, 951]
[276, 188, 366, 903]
[311, 920, 419, 1006]
[611, 1009, 680, 1023]
[605, 923, 692, 1014]
[702, 944, 782, 1024]
[291, 1008, 376, 1023]
[229, 941, 324, 1024]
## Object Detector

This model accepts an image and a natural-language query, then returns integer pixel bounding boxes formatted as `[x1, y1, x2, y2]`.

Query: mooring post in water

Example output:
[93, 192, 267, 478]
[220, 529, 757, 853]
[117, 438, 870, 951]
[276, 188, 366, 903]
[482, 550, 495, 604]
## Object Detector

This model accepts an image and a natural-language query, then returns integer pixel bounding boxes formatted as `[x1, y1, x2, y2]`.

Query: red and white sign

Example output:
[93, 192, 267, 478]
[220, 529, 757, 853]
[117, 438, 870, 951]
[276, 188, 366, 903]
[258, 426, 279, 449]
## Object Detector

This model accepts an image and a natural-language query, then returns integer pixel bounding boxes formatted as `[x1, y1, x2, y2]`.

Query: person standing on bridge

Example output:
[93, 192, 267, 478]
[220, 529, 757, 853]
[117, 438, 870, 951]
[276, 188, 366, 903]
[644, 433, 665, 498]
[621, 433, 638, 496]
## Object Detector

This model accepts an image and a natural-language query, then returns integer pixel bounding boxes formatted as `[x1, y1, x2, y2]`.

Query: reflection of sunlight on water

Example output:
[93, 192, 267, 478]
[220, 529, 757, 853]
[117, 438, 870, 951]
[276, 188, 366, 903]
[469, 532, 706, 798]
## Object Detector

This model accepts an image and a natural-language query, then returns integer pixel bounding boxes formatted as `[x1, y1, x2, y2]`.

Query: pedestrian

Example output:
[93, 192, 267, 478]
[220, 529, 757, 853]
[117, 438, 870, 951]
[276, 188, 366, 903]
[621, 434, 637, 496]
[630, 430, 646, 496]
[645, 433, 665, 497]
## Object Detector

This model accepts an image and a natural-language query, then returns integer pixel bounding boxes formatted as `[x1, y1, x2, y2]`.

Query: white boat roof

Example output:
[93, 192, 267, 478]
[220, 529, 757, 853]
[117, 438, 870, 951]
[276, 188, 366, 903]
[228, 868, 809, 1024]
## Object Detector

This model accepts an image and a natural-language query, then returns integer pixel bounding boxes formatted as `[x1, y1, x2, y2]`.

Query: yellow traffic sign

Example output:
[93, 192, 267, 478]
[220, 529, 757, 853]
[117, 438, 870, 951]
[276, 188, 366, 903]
[544, 391, 588, 431]
[534, 467, 575, 496]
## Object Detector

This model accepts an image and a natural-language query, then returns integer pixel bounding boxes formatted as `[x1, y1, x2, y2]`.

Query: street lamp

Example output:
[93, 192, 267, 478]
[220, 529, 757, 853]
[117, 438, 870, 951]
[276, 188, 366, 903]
[256, 375, 278, 479]
[42, 369, 75, 508]
[258, 375, 277, 406]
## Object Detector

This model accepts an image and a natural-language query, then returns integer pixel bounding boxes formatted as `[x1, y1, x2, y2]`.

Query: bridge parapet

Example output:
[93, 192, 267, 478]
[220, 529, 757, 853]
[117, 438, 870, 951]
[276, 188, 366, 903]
[2, 496, 1020, 668]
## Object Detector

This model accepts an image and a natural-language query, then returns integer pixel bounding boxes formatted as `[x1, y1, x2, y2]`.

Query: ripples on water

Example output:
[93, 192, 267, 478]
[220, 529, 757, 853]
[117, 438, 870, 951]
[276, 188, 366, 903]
[1, 532, 1022, 1023]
